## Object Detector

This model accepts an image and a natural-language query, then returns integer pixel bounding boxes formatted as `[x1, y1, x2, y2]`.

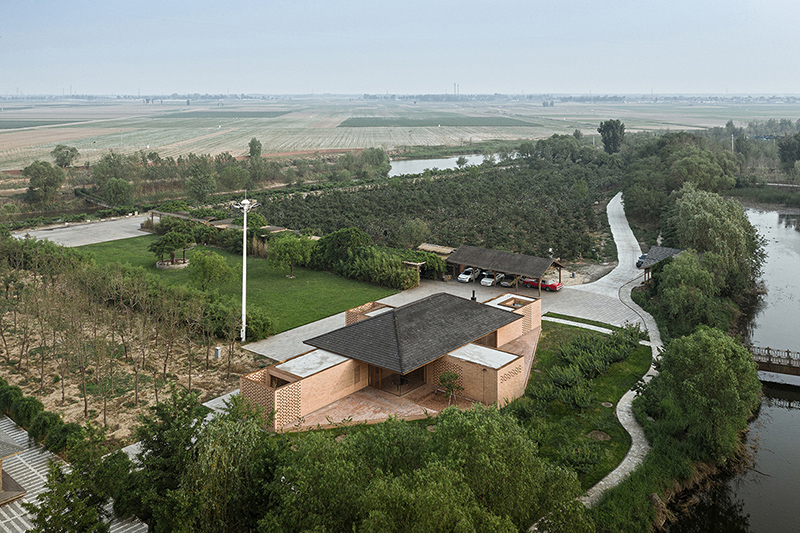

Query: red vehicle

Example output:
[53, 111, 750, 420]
[521, 278, 563, 291]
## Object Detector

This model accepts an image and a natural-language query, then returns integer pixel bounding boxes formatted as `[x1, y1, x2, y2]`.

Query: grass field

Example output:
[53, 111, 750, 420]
[4, 96, 800, 171]
[79, 235, 397, 333]
[525, 321, 652, 489]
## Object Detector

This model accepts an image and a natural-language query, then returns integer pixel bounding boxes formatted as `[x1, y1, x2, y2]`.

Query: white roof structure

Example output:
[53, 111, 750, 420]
[483, 293, 537, 310]
[449, 343, 518, 369]
[275, 349, 348, 378]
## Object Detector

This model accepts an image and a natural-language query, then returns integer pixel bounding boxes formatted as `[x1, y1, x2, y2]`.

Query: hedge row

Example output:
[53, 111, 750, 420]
[0, 378, 81, 454]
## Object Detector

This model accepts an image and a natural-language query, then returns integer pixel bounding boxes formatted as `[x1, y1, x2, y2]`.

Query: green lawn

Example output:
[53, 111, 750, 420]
[520, 321, 652, 489]
[80, 235, 397, 333]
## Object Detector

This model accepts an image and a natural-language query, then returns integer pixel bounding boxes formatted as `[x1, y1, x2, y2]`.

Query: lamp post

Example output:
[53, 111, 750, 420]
[233, 198, 260, 342]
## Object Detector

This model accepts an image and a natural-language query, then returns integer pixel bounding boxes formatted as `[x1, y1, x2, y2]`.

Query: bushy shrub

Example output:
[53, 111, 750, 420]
[558, 382, 594, 409]
[28, 411, 62, 444]
[0, 385, 23, 413]
[10, 395, 44, 427]
[549, 365, 584, 389]
[559, 442, 602, 473]
[246, 308, 275, 341]
[44, 422, 83, 454]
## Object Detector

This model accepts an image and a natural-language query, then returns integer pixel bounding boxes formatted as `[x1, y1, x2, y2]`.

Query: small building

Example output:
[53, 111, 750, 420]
[241, 292, 541, 431]
[0, 428, 25, 506]
[640, 246, 684, 283]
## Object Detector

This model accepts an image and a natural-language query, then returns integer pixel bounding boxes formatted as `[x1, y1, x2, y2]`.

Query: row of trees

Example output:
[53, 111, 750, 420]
[265, 134, 618, 259]
[148, 213, 444, 290]
[593, 129, 765, 531]
[25, 391, 592, 533]
[619, 132, 765, 339]
[0, 231, 251, 433]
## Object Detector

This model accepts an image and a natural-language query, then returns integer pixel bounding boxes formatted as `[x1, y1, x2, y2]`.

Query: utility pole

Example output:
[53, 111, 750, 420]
[233, 197, 260, 341]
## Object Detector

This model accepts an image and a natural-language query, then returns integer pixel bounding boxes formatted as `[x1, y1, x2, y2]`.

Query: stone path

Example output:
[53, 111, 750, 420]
[569, 193, 662, 507]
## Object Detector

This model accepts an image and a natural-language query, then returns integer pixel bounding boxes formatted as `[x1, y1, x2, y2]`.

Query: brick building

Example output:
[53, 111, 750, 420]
[241, 292, 541, 430]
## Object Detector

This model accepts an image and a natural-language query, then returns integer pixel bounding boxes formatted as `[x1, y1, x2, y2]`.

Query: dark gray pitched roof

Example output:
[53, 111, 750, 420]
[304, 292, 521, 374]
[446, 245, 562, 279]
[642, 246, 683, 269]
[0, 428, 23, 460]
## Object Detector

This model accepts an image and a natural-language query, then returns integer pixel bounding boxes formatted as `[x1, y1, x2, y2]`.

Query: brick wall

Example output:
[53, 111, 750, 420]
[240, 370, 277, 429]
[496, 320, 523, 347]
[496, 359, 526, 404]
[299, 359, 369, 416]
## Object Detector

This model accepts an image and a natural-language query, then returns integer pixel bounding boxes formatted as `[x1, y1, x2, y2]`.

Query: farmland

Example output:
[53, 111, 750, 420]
[4, 96, 800, 171]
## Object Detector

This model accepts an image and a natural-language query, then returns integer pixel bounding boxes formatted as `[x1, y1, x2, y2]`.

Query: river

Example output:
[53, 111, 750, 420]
[668, 209, 800, 532]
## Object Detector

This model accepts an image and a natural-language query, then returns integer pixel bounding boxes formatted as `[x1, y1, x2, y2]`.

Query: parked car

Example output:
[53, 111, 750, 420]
[636, 254, 648, 268]
[479, 271, 497, 286]
[521, 278, 563, 291]
[499, 275, 515, 288]
[458, 267, 481, 283]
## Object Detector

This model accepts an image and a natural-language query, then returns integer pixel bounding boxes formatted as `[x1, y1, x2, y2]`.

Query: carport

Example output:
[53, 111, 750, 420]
[447, 245, 565, 296]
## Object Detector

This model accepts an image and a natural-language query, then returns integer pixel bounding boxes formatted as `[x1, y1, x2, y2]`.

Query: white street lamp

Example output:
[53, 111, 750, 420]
[233, 197, 260, 342]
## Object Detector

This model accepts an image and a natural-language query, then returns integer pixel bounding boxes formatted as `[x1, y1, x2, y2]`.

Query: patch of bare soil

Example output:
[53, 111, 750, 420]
[560, 261, 618, 286]
[0, 128, 130, 151]
[588, 430, 611, 441]
[0, 328, 264, 443]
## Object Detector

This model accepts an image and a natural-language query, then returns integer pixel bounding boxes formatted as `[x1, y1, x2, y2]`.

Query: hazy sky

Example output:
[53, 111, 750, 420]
[4, 0, 800, 96]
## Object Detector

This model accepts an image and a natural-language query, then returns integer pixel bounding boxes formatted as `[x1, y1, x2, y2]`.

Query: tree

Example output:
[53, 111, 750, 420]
[23, 462, 110, 533]
[456, 155, 468, 169]
[23, 423, 129, 533]
[657, 251, 730, 336]
[24, 161, 65, 204]
[662, 184, 765, 294]
[218, 166, 248, 191]
[248, 137, 262, 158]
[268, 233, 314, 278]
[171, 395, 279, 532]
[778, 131, 800, 172]
[597, 119, 625, 154]
[92, 152, 137, 192]
[437, 371, 463, 406]
[187, 250, 233, 291]
[114, 387, 203, 527]
[51, 145, 80, 168]
[572, 129, 583, 140]
[103, 177, 134, 206]
[640, 326, 761, 462]
[186, 172, 217, 204]
[398, 218, 429, 249]
[148, 231, 192, 265]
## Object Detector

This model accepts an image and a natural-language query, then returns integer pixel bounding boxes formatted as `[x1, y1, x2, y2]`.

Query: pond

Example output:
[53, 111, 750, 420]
[388, 153, 489, 176]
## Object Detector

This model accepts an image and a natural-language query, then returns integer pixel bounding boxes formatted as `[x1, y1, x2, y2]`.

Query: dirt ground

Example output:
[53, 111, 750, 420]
[0, 329, 264, 444]
[560, 260, 618, 286]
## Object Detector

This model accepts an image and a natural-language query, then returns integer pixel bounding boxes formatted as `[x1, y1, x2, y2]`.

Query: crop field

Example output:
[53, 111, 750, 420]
[3, 96, 800, 170]
[339, 116, 537, 127]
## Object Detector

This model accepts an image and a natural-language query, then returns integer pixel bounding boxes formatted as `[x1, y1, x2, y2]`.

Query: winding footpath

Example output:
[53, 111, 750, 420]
[569, 192, 663, 507]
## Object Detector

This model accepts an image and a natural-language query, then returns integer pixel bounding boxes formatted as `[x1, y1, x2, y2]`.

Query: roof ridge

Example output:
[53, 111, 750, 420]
[392, 310, 403, 372]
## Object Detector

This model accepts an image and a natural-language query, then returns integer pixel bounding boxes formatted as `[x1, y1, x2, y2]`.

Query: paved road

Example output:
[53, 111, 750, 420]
[13, 215, 151, 247]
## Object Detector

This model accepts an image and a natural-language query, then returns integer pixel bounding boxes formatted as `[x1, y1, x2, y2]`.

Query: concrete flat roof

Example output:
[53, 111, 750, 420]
[449, 343, 518, 369]
[275, 349, 349, 378]
[483, 292, 537, 310]
[365, 307, 393, 317]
